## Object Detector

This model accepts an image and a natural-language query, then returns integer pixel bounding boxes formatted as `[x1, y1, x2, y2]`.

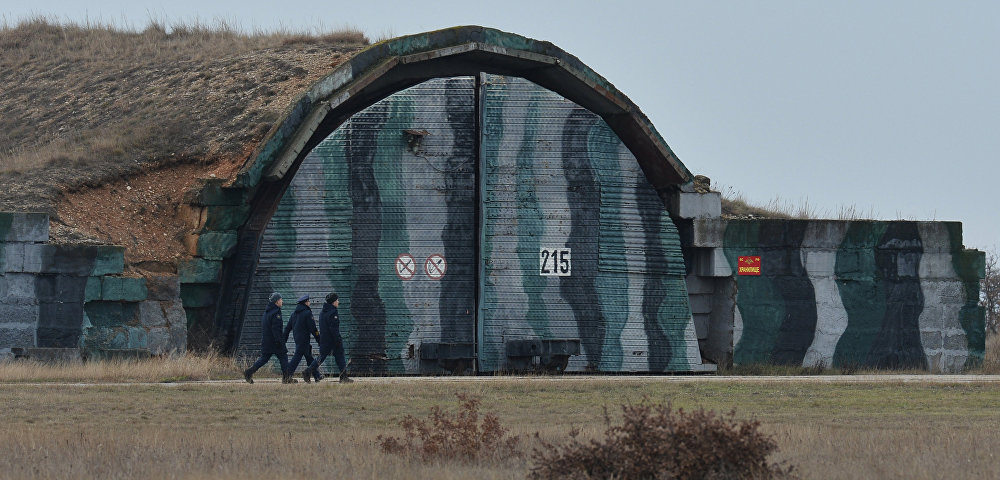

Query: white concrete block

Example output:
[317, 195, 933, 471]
[669, 191, 721, 219]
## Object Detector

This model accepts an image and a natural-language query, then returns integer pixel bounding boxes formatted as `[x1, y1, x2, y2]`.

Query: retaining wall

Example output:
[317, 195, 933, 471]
[0, 213, 186, 357]
[687, 218, 985, 372]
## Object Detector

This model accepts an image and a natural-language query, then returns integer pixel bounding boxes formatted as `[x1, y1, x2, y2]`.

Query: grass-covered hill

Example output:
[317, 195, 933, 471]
[0, 18, 368, 254]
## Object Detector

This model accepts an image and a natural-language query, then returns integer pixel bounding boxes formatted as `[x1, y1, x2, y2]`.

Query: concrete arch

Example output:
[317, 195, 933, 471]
[235, 26, 691, 190]
[214, 26, 693, 351]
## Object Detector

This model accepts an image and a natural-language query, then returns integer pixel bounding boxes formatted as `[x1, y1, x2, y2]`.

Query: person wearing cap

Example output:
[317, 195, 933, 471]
[284, 294, 323, 383]
[244, 292, 295, 384]
[303, 292, 352, 383]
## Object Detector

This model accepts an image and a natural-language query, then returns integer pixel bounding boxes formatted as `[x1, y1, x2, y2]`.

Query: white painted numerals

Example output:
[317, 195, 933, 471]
[539, 248, 571, 276]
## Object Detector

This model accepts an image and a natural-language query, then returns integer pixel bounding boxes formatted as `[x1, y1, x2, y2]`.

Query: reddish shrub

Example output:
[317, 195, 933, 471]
[377, 393, 521, 463]
[529, 401, 795, 480]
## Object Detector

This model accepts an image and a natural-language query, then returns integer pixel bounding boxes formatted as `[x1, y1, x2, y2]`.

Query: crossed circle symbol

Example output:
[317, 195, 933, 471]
[395, 254, 416, 280]
[424, 254, 447, 280]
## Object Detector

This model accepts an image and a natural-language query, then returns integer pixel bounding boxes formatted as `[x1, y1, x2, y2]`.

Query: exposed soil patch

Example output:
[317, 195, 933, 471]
[56, 156, 243, 267]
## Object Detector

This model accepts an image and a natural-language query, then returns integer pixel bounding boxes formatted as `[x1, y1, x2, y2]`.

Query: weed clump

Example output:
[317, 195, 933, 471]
[529, 401, 795, 480]
[377, 393, 521, 463]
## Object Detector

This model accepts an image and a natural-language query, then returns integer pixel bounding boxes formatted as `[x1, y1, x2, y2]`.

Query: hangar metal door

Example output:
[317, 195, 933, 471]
[239, 75, 701, 374]
[241, 77, 477, 374]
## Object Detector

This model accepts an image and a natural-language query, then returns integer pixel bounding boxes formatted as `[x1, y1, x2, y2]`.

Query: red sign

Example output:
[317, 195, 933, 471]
[738, 256, 761, 276]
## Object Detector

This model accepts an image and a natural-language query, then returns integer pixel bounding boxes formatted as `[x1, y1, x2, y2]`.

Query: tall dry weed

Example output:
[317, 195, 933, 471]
[981, 334, 1000, 374]
[0, 351, 241, 382]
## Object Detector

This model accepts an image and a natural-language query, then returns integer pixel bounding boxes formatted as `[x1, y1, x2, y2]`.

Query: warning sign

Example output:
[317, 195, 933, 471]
[425, 254, 447, 280]
[738, 256, 761, 276]
[395, 253, 416, 280]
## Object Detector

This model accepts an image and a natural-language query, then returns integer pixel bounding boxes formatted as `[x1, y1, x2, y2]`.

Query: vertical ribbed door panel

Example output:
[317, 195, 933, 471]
[478, 75, 701, 372]
[240, 77, 477, 375]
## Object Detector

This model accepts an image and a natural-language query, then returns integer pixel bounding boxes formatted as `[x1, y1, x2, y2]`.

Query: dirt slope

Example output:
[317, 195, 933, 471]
[0, 19, 367, 264]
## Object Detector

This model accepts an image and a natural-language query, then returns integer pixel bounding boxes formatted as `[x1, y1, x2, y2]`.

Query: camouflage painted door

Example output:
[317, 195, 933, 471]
[241, 75, 703, 374]
[241, 77, 477, 374]
[477, 75, 702, 373]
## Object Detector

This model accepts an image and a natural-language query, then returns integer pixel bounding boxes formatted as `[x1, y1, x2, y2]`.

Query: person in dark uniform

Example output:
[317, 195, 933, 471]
[304, 292, 352, 383]
[244, 292, 295, 384]
[285, 294, 323, 383]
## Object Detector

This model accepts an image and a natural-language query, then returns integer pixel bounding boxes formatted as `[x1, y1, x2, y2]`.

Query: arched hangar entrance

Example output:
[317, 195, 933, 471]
[218, 27, 705, 374]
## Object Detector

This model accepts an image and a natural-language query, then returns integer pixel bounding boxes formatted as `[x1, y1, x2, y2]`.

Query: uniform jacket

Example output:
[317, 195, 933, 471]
[260, 302, 287, 355]
[318, 303, 342, 351]
[285, 303, 320, 347]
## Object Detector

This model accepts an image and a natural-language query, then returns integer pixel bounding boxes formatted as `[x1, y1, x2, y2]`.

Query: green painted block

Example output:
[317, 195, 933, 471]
[84, 277, 103, 302]
[178, 258, 222, 284]
[84, 302, 140, 328]
[91, 246, 125, 276]
[196, 232, 238, 260]
[180, 283, 218, 308]
[101, 277, 148, 302]
[203, 205, 251, 231]
[957, 250, 987, 279]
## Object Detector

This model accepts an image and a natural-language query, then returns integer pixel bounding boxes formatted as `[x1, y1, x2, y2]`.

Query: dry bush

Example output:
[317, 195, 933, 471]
[529, 401, 795, 480]
[378, 393, 522, 463]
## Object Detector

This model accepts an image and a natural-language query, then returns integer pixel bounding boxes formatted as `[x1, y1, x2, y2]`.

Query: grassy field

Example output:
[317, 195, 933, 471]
[1, 377, 999, 479]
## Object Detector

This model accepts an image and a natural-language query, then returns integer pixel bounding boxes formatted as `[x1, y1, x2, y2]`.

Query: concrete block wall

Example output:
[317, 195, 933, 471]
[179, 177, 252, 351]
[688, 218, 985, 373]
[0, 213, 186, 357]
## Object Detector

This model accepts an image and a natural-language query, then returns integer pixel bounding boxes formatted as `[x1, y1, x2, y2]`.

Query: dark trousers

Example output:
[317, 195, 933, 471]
[247, 352, 290, 376]
[289, 344, 321, 380]
[309, 338, 346, 374]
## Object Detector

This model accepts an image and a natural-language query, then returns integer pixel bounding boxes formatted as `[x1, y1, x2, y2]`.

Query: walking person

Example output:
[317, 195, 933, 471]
[285, 295, 323, 383]
[244, 292, 295, 384]
[304, 293, 353, 383]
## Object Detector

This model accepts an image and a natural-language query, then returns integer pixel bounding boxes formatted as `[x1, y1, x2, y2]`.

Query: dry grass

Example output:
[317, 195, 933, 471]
[718, 184, 879, 220]
[1, 378, 999, 479]
[981, 334, 1000, 374]
[0, 352, 242, 383]
[0, 17, 368, 214]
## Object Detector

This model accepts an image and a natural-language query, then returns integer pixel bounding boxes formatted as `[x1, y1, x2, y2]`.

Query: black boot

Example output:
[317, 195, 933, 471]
[339, 370, 353, 384]
[282, 374, 298, 384]
[243, 369, 254, 384]
[302, 368, 312, 383]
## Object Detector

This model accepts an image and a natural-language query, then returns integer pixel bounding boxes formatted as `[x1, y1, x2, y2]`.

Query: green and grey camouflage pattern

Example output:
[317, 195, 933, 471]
[698, 219, 985, 372]
[238, 75, 706, 374]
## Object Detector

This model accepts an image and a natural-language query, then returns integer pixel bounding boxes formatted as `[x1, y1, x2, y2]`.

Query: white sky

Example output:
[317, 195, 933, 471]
[3, 1, 997, 250]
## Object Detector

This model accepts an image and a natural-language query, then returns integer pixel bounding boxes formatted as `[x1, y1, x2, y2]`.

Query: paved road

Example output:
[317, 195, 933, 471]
[4, 374, 1000, 387]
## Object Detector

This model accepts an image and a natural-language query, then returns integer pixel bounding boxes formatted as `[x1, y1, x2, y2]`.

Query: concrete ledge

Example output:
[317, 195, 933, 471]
[669, 191, 721, 219]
